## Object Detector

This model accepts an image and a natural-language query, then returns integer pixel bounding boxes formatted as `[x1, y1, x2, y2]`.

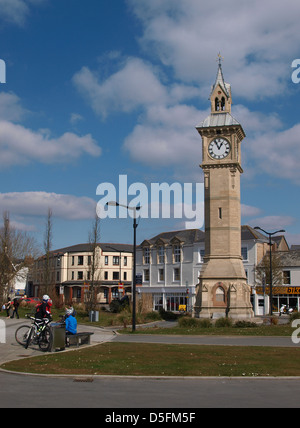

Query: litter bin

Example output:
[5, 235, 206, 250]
[89, 310, 99, 322]
[50, 322, 66, 352]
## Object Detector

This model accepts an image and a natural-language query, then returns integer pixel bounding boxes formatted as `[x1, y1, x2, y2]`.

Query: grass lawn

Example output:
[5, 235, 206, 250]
[2, 342, 300, 377]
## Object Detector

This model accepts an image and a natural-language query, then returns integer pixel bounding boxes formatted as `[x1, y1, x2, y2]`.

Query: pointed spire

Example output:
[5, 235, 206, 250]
[211, 53, 230, 98]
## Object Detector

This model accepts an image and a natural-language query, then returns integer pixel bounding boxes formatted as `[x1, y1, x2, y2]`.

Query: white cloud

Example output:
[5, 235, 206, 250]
[246, 124, 300, 184]
[124, 104, 202, 168]
[0, 92, 29, 122]
[249, 216, 296, 231]
[0, 192, 97, 220]
[241, 204, 262, 217]
[0, 0, 45, 26]
[128, 0, 300, 98]
[73, 58, 168, 119]
[0, 120, 101, 167]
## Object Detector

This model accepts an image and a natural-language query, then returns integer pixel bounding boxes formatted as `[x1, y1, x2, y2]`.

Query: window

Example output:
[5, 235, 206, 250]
[78, 256, 84, 265]
[104, 271, 108, 280]
[241, 247, 248, 261]
[71, 271, 74, 280]
[113, 271, 119, 280]
[143, 248, 150, 264]
[158, 246, 165, 264]
[283, 271, 291, 285]
[158, 268, 164, 282]
[113, 256, 120, 265]
[144, 269, 150, 282]
[72, 256, 74, 266]
[173, 245, 181, 263]
[105, 256, 108, 265]
[123, 272, 127, 281]
[88, 255, 92, 265]
[199, 249, 205, 263]
[174, 268, 180, 281]
[124, 256, 127, 266]
[216, 286, 225, 302]
[87, 271, 91, 280]
[77, 271, 83, 280]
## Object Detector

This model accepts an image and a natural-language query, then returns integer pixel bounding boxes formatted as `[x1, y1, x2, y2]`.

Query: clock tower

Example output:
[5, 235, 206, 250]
[195, 58, 254, 319]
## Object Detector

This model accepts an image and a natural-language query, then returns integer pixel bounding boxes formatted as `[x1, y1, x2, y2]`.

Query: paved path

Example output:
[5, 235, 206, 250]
[0, 318, 116, 365]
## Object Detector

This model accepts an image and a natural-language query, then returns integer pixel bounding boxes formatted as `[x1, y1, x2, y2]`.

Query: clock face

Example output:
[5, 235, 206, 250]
[208, 138, 231, 159]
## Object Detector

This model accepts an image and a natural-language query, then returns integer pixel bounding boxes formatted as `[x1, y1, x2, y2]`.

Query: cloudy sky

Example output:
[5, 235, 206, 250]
[0, 0, 300, 251]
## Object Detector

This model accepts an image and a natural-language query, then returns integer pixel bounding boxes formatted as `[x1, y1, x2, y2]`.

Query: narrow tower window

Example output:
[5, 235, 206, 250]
[218, 207, 222, 219]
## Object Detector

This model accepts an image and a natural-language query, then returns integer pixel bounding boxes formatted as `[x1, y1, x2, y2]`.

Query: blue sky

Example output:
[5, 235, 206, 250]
[0, 0, 300, 252]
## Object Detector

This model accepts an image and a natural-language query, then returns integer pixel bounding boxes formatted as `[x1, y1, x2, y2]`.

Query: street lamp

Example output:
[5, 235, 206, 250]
[254, 227, 285, 316]
[106, 201, 141, 332]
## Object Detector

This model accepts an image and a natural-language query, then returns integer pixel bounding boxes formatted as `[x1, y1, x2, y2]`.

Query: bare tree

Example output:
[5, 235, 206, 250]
[255, 251, 283, 288]
[42, 208, 53, 296]
[0, 211, 38, 305]
[85, 215, 101, 312]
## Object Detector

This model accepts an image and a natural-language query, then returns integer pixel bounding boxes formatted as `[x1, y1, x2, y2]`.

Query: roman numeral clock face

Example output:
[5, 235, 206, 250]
[208, 137, 231, 160]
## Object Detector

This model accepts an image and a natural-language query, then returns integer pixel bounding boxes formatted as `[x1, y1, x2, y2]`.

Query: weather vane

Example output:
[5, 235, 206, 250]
[217, 52, 224, 65]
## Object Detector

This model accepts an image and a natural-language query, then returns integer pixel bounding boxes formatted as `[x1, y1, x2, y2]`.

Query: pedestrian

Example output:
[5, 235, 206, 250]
[11, 297, 20, 319]
[5, 298, 11, 318]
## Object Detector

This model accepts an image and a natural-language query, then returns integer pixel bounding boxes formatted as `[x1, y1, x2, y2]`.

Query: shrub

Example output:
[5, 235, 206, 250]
[215, 317, 233, 328]
[234, 320, 258, 328]
[178, 317, 199, 328]
[290, 311, 300, 323]
[198, 318, 212, 328]
[144, 311, 162, 321]
[159, 308, 179, 321]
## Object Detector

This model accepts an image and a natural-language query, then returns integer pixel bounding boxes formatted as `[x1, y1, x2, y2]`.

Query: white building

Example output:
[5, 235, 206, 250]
[136, 226, 289, 316]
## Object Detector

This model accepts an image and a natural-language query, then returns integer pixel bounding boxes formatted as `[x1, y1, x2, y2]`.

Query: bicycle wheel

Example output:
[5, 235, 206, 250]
[38, 325, 52, 352]
[15, 325, 31, 347]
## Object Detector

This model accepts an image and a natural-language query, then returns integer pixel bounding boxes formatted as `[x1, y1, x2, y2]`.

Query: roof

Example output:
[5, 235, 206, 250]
[210, 63, 231, 99]
[45, 243, 133, 256]
[276, 251, 300, 267]
[140, 225, 273, 247]
[140, 229, 205, 247]
[197, 112, 241, 128]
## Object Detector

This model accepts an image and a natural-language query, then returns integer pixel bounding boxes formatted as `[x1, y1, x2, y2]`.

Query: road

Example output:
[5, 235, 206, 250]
[1, 317, 300, 409]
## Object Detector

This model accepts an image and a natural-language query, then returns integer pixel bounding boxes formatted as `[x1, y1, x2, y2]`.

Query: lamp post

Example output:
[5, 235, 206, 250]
[106, 201, 141, 332]
[254, 227, 285, 316]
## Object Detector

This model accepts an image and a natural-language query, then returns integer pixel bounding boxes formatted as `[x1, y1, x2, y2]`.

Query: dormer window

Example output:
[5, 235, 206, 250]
[173, 245, 181, 263]
[143, 247, 150, 264]
[158, 246, 165, 264]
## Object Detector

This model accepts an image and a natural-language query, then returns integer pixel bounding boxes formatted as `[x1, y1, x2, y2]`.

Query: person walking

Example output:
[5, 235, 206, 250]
[10, 297, 20, 319]
[5, 298, 11, 318]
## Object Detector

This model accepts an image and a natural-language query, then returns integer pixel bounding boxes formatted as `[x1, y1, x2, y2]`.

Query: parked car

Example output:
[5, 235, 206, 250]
[23, 297, 41, 305]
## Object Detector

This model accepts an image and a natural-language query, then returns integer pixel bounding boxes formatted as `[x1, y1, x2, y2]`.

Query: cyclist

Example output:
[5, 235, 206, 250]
[34, 295, 52, 331]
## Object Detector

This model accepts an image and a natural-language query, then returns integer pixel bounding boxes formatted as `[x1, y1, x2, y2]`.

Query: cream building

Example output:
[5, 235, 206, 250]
[28, 243, 133, 306]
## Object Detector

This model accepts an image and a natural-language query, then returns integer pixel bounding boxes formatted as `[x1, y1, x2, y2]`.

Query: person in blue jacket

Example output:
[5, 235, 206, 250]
[65, 307, 77, 335]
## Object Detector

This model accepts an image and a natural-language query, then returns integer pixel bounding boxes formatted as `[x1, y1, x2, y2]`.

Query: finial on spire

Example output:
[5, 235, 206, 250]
[216, 52, 224, 66]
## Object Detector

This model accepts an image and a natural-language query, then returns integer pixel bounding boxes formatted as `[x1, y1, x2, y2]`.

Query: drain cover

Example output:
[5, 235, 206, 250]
[73, 377, 94, 383]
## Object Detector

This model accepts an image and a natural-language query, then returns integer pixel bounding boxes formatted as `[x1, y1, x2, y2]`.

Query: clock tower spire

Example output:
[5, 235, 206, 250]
[195, 58, 254, 319]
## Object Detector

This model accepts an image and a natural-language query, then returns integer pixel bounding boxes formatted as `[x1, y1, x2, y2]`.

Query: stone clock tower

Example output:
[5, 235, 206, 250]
[195, 58, 254, 319]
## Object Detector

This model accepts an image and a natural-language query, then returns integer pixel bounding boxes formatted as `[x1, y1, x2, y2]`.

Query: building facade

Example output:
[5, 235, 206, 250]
[27, 243, 133, 306]
[136, 226, 285, 316]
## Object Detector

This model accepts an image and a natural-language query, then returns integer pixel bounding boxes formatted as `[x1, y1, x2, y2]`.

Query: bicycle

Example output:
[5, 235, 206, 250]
[15, 316, 53, 352]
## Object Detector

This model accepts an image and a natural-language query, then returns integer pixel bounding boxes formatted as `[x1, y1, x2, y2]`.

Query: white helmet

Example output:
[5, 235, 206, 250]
[65, 307, 73, 316]
[42, 295, 50, 302]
